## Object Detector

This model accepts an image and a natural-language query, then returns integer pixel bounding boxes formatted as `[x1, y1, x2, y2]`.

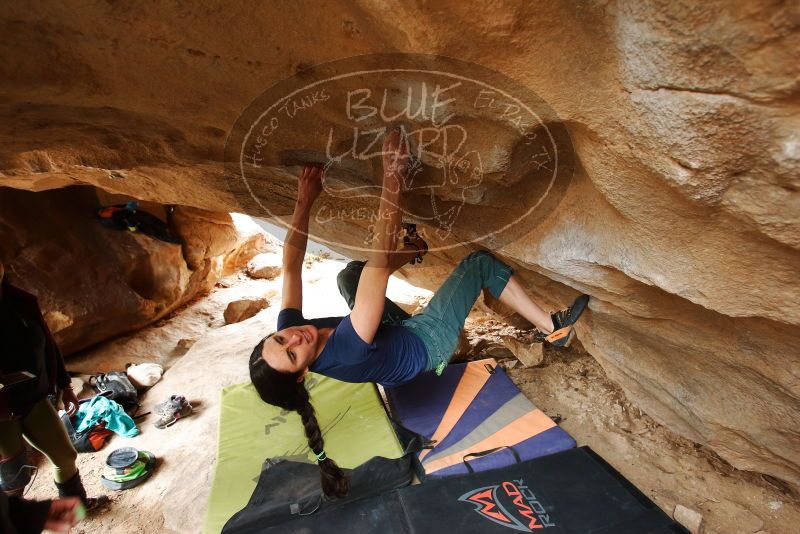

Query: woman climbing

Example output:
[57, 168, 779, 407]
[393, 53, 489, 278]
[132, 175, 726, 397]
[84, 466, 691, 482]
[249, 128, 589, 498]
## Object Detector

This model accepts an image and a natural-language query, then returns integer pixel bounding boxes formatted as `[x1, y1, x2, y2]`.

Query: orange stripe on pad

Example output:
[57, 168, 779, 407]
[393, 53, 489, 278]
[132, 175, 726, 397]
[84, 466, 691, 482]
[418, 358, 496, 462]
[422, 409, 556, 474]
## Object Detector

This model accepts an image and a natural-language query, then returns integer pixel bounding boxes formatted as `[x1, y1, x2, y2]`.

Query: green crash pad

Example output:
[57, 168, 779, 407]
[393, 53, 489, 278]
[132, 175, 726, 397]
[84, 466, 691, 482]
[203, 374, 404, 534]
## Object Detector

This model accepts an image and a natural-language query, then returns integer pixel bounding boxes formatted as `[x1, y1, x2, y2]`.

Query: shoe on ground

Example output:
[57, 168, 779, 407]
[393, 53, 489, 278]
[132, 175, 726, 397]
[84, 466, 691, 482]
[153, 395, 192, 429]
[154, 395, 188, 417]
[54, 471, 110, 513]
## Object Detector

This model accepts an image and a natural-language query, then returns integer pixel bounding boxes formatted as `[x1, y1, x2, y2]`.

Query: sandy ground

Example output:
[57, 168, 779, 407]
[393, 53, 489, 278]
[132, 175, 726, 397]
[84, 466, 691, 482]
[23, 256, 800, 533]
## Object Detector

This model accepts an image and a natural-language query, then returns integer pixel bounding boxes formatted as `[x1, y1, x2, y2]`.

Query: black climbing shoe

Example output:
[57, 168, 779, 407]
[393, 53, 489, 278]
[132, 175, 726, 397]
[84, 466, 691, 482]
[532, 329, 548, 344]
[544, 294, 590, 347]
[402, 223, 428, 265]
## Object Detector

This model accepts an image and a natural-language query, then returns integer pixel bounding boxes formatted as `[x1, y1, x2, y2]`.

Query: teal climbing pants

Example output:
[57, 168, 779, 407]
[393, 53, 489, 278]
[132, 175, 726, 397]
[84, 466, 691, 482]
[401, 251, 513, 374]
[337, 251, 513, 375]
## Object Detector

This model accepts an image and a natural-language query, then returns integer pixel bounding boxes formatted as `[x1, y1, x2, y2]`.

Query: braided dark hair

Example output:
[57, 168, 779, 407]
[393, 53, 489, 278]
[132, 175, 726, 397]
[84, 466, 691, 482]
[249, 336, 349, 499]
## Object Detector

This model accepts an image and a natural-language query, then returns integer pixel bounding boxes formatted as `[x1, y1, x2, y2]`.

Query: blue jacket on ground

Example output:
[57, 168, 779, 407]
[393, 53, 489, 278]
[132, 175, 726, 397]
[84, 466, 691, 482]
[74, 395, 140, 438]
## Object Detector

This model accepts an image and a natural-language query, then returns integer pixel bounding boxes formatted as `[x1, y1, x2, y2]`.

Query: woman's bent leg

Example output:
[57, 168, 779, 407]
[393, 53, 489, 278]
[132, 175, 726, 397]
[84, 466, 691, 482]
[498, 275, 554, 333]
[403, 251, 513, 372]
[20, 398, 78, 483]
[337, 260, 411, 324]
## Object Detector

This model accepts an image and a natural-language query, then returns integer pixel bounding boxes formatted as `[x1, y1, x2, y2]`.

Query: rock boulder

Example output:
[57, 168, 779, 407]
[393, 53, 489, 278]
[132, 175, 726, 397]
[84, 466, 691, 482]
[223, 297, 269, 324]
[0, 186, 266, 354]
[246, 252, 282, 280]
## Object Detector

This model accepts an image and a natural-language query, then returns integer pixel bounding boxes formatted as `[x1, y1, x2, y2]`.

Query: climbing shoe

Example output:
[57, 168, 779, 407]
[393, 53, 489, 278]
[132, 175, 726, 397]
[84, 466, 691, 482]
[541, 294, 590, 347]
[402, 223, 428, 265]
[55, 471, 110, 512]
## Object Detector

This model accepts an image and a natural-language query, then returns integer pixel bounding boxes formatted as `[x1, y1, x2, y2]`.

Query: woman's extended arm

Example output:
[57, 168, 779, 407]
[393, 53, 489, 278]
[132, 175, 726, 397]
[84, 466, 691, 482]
[281, 164, 324, 310]
[350, 128, 408, 343]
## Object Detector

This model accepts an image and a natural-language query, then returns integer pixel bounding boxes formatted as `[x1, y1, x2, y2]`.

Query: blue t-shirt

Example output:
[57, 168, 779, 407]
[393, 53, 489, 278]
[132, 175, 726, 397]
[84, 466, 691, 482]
[277, 308, 429, 388]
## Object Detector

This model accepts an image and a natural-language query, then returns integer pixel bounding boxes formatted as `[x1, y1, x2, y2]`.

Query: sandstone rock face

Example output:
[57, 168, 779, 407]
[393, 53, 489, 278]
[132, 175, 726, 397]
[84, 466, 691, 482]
[0, 1, 798, 488]
[171, 206, 238, 270]
[501, 336, 544, 368]
[0, 186, 265, 354]
[223, 297, 269, 324]
[223, 215, 278, 275]
[673, 504, 705, 534]
[246, 252, 282, 280]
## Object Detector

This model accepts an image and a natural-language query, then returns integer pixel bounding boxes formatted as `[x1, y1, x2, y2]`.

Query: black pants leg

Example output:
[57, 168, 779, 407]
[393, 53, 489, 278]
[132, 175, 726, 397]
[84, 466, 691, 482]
[336, 261, 412, 325]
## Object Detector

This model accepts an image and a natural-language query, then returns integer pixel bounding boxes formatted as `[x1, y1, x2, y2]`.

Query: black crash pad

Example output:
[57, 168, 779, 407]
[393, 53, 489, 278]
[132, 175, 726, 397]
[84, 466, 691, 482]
[223, 447, 689, 534]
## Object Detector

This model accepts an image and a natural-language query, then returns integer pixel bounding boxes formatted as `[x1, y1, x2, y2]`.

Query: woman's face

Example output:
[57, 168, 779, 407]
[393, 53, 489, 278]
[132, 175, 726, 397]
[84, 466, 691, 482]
[260, 325, 321, 374]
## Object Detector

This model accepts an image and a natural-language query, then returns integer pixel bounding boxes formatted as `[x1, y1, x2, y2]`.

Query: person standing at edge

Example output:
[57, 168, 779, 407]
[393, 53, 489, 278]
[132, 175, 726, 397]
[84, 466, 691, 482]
[0, 260, 109, 511]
